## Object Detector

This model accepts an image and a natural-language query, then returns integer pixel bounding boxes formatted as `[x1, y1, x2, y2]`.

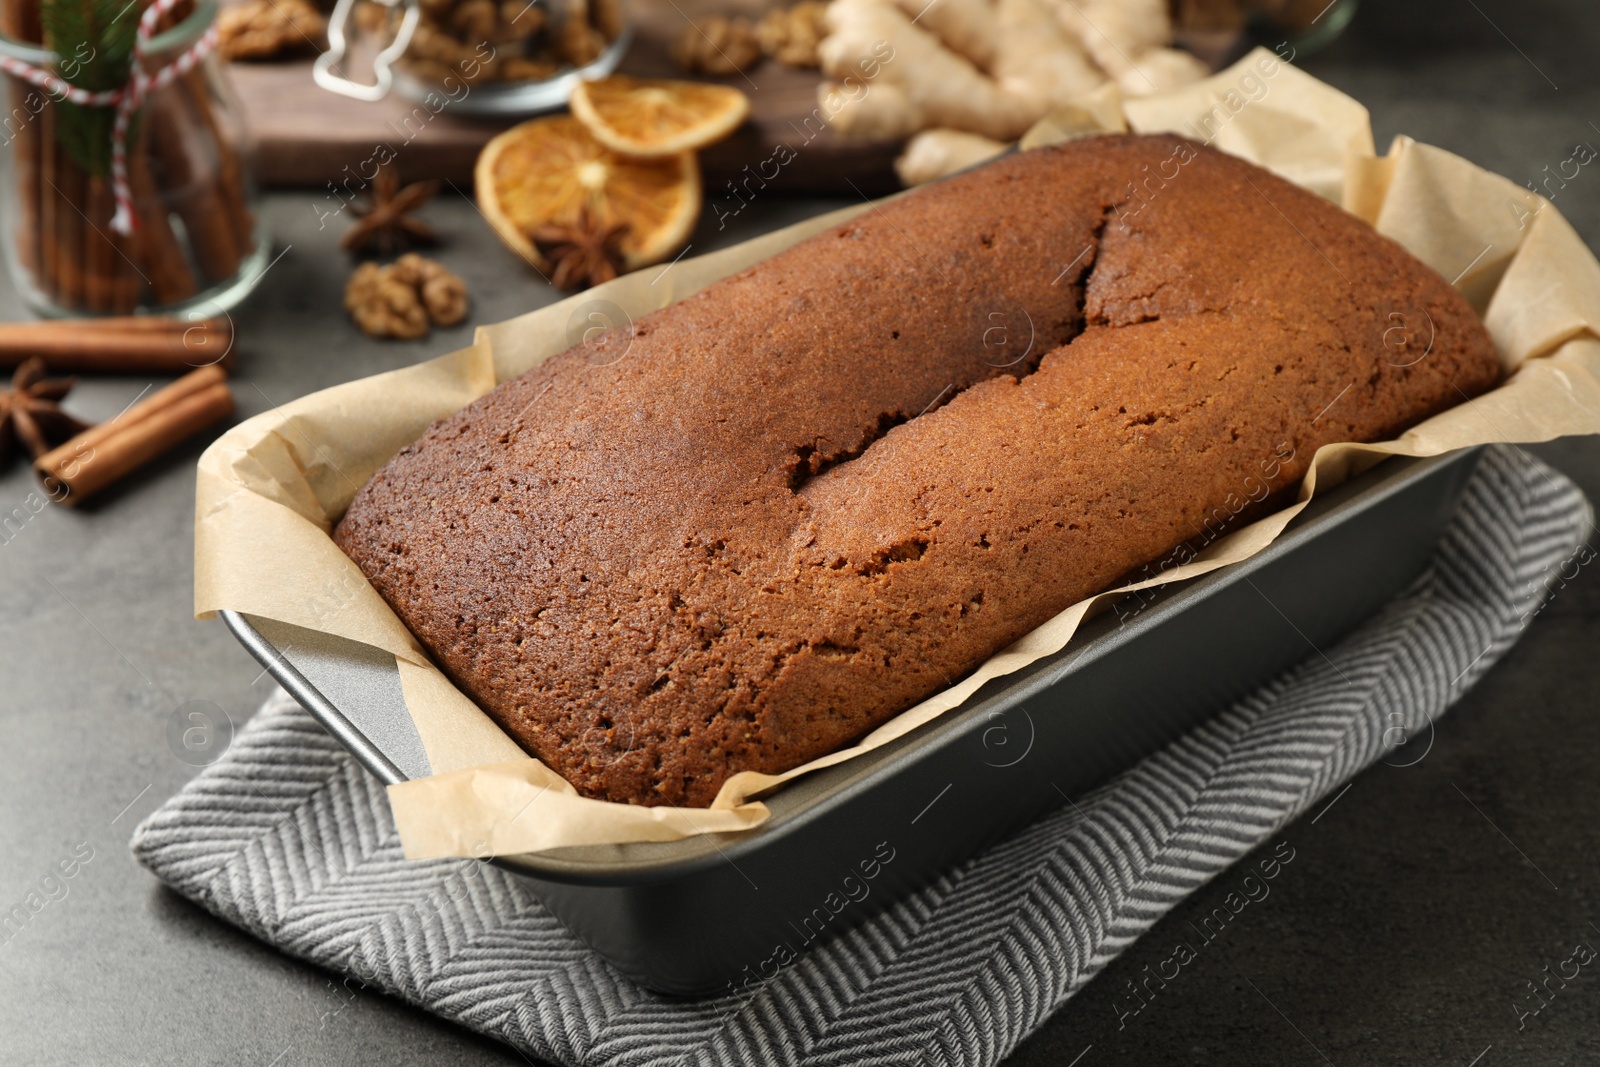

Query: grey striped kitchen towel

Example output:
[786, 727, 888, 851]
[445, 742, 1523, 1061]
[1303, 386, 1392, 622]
[132, 445, 1592, 1067]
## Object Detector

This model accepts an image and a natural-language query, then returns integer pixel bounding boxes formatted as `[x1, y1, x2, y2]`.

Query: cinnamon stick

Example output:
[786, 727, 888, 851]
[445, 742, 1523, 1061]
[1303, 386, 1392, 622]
[128, 116, 201, 305]
[84, 176, 113, 312]
[179, 67, 256, 258]
[2, 0, 38, 43]
[86, 175, 145, 315]
[37, 102, 58, 306]
[147, 88, 243, 286]
[4, 85, 43, 282]
[35, 365, 235, 505]
[3, 0, 43, 284]
[0, 316, 236, 372]
[109, 230, 143, 313]
[53, 147, 87, 308]
[40, 7, 88, 313]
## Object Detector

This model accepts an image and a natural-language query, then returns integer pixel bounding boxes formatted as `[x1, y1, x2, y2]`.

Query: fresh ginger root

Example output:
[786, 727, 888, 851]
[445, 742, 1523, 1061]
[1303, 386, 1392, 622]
[895, 128, 1010, 185]
[818, 0, 1210, 148]
[991, 0, 1104, 111]
[894, 71, 1129, 188]
[819, 0, 1044, 140]
[1109, 46, 1211, 96]
[1017, 80, 1128, 150]
[819, 0, 1103, 141]
[1054, 0, 1208, 96]
[882, 0, 1000, 71]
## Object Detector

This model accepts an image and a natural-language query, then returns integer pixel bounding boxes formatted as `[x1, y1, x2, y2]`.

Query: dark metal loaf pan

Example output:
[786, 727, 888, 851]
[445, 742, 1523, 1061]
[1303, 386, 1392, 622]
[223, 446, 1481, 995]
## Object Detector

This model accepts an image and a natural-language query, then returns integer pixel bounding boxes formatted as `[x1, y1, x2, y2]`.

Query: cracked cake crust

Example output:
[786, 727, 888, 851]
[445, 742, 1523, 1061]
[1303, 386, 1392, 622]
[334, 134, 1501, 807]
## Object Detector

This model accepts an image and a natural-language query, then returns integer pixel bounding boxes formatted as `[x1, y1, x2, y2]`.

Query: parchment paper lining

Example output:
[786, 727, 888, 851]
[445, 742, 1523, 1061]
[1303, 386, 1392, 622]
[194, 50, 1600, 859]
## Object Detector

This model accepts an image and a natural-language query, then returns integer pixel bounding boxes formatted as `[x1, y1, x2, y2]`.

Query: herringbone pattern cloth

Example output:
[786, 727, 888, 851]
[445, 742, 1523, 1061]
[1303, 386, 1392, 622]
[132, 446, 1592, 1066]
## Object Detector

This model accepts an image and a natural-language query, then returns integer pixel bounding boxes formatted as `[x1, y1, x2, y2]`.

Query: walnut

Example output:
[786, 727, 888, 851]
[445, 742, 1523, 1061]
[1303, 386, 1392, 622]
[402, 14, 504, 83]
[345, 263, 429, 340]
[217, 0, 327, 61]
[391, 253, 470, 326]
[557, 0, 608, 65]
[757, 1, 826, 68]
[408, 20, 470, 63]
[463, 53, 502, 82]
[392, 0, 619, 83]
[399, 56, 458, 84]
[493, 0, 544, 41]
[424, 276, 468, 325]
[590, 0, 623, 40]
[672, 15, 761, 76]
[501, 56, 560, 80]
[345, 256, 468, 339]
[450, 0, 497, 41]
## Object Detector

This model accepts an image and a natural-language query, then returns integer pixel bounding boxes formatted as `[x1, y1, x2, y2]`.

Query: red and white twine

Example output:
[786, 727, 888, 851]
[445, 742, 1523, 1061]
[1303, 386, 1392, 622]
[0, 0, 218, 235]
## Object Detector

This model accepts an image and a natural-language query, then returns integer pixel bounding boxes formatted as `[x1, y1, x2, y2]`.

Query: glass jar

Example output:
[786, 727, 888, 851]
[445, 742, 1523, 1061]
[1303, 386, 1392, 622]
[317, 0, 632, 114]
[0, 0, 268, 317]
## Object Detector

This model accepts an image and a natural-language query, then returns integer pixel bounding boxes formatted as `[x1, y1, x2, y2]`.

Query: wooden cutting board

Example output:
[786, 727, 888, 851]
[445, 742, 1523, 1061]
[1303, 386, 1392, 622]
[232, 0, 905, 194]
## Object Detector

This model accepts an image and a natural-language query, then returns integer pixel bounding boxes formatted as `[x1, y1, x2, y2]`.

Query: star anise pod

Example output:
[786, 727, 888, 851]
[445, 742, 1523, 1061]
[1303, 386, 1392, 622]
[0, 357, 92, 469]
[340, 164, 442, 256]
[529, 206, 630, 291]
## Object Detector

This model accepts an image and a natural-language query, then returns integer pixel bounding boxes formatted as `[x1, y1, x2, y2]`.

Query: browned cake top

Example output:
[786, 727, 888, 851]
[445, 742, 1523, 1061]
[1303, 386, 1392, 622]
[335, 134, 1500, 807]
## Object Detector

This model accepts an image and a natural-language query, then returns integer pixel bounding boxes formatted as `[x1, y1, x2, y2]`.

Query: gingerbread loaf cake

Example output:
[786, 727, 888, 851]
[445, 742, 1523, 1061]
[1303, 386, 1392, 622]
[335, 134, 1501, 807]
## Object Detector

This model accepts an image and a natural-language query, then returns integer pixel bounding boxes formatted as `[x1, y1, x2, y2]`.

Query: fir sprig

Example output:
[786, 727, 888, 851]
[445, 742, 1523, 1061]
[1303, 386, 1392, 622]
[40, 0, 141, 176]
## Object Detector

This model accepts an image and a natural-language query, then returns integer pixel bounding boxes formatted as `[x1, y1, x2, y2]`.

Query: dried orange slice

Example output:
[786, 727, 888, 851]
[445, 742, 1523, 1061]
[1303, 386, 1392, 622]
[475, 115, 701, 272]
[570, 75, 751, 159]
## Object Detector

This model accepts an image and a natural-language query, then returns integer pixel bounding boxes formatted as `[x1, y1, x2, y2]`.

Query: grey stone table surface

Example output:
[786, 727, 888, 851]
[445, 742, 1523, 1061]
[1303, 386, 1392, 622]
[3, 2, 1600, 1063]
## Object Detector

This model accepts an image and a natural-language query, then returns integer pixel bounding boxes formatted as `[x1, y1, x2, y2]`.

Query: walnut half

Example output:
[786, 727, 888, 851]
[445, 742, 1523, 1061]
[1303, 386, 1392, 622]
[218, 0, 327, 61]
[344, 255, 469, 340]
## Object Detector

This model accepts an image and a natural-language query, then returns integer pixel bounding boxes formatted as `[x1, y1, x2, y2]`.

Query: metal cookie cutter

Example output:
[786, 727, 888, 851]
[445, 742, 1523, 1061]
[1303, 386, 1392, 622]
[315, 0, 420, 102]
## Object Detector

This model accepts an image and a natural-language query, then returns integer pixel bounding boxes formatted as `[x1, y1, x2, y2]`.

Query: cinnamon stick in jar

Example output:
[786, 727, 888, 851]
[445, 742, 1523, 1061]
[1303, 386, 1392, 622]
[83, 176, 114, 313]
[3, 0, 44, 289]
[0, 316, 235, 373]
[37, 102, 59, 306]
[36, 365, 234, 505]
[83, 172, 144, 315]
[178, 67, 256, 256]
[2, 79, 43, 279]
[108, 230, 143, 313]
[49, 112, 87, 310]
[147, 88, 243, 286]
[128, 110, 200, 305]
